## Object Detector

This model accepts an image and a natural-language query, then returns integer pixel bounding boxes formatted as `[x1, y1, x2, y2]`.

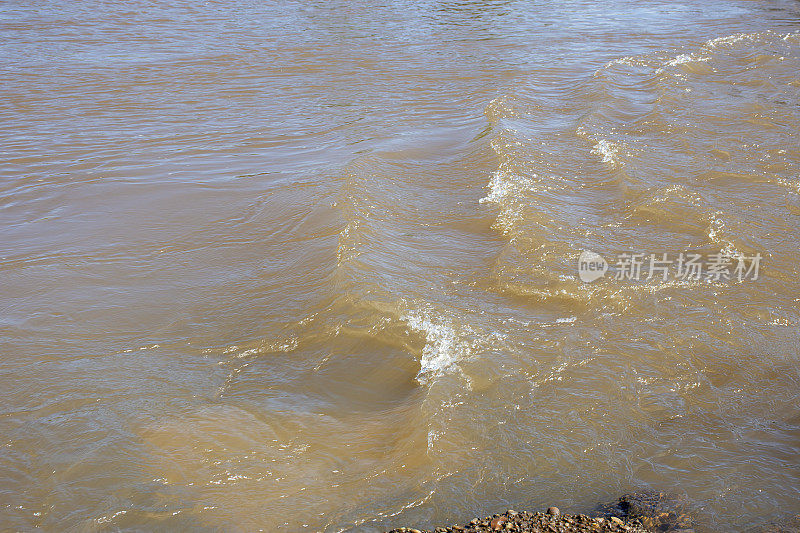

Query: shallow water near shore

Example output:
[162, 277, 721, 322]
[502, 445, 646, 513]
[2, 0, 800, 531]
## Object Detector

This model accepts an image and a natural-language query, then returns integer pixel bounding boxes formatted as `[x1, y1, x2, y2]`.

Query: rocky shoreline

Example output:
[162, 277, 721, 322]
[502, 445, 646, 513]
[387, 493, 695, 533]
[387, 509, 654, 533]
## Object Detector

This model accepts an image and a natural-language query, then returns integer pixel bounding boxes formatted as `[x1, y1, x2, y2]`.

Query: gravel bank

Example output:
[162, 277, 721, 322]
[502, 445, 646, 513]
[387, 508, 655, 532]
[387, 492, 697, 533]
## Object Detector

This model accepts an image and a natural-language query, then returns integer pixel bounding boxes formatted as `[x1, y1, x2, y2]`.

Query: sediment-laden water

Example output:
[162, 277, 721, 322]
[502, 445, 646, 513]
[1, 1, 799, 531]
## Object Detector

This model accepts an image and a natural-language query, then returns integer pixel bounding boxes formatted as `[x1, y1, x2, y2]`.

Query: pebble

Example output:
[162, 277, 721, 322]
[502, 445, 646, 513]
[490, 516, 506, 530]
[387, 504, 659, 533]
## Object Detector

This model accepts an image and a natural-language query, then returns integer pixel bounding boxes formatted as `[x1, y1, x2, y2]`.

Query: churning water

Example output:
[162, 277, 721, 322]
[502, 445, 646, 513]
[1, 0, 800, 531]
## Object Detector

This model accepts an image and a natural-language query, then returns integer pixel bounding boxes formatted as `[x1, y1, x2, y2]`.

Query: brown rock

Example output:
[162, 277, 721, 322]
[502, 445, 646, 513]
[490, 516, 506, 530]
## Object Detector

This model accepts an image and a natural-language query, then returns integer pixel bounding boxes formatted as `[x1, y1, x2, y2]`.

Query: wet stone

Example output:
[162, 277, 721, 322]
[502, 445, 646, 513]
[387, 500, 661, 532]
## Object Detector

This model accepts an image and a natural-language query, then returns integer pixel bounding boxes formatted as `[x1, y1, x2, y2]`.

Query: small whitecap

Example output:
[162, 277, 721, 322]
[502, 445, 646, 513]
[707, 32, 752, 48]
[605, 56, 637, 68]
[591, 139, 620, 164]
[403, 311, 462, 383]
[666, 53, 709, 66]
[479, 170, 511, 204]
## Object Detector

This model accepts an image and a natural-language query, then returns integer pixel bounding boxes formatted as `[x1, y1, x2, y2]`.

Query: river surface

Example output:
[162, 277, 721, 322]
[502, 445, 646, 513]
[2, 1, 800, 531]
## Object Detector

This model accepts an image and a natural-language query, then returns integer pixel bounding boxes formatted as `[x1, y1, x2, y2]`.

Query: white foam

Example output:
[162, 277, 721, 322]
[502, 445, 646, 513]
[604, 56, 638, 68]
[403, 311, 462, 383]
[426, 429, 442, 449]
[707, 212, 741, 259]
[591, 139, 620, 164]
[484, 96, 516, 120]
[666, 53, 709, 66]
[668, 54, 693, 66]
[480, 169, 541, 203]
[776, 177, 800, 194]
[479, 167, 544, 236]
[707, 32, 754, 48]
[479, 169, 513, 204]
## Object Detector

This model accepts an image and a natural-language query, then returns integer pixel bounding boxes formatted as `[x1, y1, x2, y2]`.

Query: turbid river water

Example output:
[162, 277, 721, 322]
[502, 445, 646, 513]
[1, 0, 799, 531]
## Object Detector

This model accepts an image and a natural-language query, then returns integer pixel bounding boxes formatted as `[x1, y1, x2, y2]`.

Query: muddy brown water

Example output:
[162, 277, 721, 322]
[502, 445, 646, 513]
[1, 0, 800, 531]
